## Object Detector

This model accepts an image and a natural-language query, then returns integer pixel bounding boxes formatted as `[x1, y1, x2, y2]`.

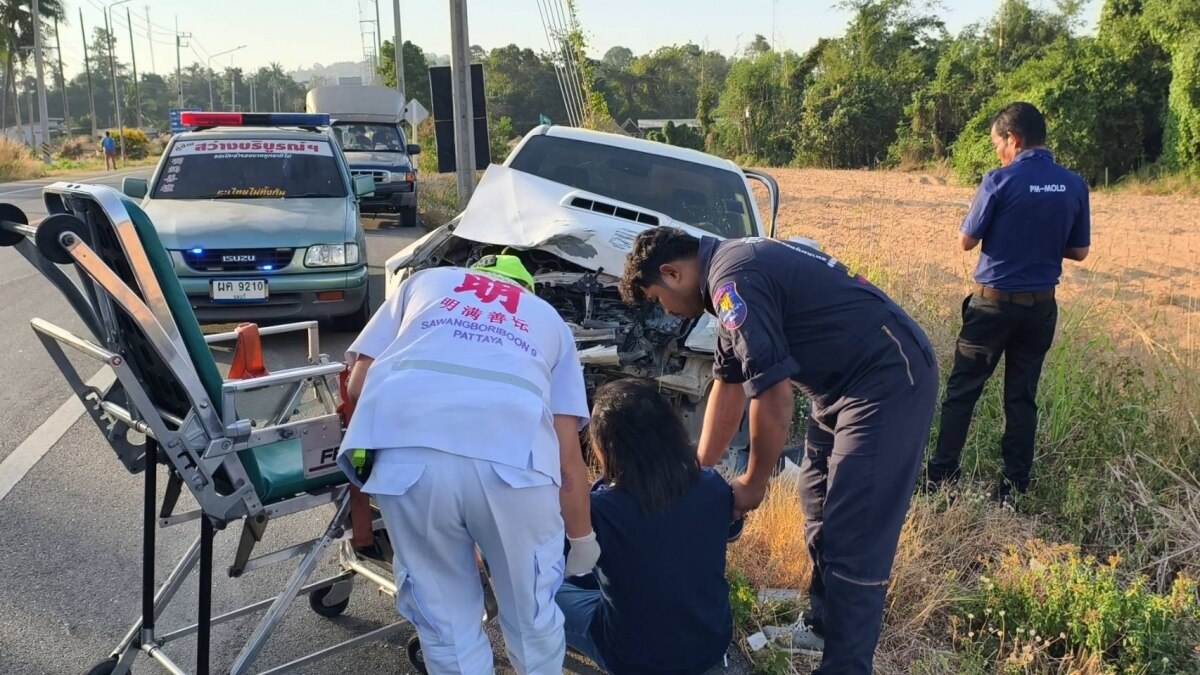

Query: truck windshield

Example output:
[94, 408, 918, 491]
[508, 135, 756, 238]
[333, 123, 407, 152]
[152, 138, 347, 200]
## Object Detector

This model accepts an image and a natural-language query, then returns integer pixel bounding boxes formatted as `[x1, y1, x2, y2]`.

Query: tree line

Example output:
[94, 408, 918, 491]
[383, 0, 1197, 185]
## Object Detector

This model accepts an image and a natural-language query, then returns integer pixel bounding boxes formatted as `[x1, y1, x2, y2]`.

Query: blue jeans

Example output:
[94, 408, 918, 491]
[554, 577, 609, 672]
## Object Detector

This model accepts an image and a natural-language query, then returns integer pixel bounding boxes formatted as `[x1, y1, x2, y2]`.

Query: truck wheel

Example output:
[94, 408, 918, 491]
[400, 206, 418, 228]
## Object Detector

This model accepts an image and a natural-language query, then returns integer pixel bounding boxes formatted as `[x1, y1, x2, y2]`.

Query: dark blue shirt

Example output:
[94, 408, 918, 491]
[961, 149, 1091, 292]
[588, 469, 733, 675]
[700, 237, 935, 410]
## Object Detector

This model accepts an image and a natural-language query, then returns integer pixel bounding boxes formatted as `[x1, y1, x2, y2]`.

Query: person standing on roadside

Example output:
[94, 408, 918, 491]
[102, 131, 117, 171]
[925, 102, 1091, 507]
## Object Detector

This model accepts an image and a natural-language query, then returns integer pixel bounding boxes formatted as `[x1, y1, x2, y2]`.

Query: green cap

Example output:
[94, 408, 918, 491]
[472, 254, 535, 291]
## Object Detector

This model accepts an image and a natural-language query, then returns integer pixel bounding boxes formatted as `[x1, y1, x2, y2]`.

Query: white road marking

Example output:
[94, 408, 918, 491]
[0, 167, 152, 197]
[0, 368, 115, 502]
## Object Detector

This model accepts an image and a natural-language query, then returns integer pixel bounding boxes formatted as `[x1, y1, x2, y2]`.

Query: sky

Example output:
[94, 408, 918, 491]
[56, 0, 1103, 79]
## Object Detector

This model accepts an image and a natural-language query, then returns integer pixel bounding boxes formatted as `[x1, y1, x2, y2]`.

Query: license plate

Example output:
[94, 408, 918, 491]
[211, 279, 268, 302]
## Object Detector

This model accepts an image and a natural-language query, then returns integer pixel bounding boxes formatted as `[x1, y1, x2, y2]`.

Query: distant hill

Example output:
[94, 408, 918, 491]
[290, 61, 370, 85]
[289, 53, 450, 85]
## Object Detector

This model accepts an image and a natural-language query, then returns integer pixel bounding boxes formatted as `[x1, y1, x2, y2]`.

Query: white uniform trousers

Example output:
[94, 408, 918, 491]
[364, 446, 567, 674]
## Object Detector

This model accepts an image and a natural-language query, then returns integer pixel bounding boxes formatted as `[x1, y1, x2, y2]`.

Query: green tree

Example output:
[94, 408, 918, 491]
[794, 0, 945, 168]
[0, 0, 65, 132]
[482, 45, 567, 133]
[1143, 0, 1200, 171]
[378, 39, 432, 112]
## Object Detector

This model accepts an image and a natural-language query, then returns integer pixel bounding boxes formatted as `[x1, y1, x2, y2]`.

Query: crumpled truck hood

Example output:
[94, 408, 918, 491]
[452, 164, 715, 275]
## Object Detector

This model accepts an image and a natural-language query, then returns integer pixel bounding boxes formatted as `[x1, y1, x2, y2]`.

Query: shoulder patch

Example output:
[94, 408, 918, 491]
[713, 281, 748, 331]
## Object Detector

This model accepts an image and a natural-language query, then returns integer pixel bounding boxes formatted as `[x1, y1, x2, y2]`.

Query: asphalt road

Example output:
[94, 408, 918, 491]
[0, 169, 750, 675]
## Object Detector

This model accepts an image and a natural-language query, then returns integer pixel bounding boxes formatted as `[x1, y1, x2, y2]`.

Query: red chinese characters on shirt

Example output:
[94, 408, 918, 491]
[454, 274, 522, 314]
[461, 305, 482, 320]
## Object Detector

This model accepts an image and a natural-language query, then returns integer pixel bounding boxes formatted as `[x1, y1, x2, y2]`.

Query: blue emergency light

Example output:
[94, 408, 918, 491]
[179, 112, 330, 128]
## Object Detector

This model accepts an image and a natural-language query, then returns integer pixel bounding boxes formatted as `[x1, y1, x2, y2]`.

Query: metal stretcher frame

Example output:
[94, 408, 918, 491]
[2, 183, 410, 675]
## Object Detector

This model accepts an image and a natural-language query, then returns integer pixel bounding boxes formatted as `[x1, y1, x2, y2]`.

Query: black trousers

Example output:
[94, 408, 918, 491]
[927, 292, 1058, 491]
[801, 320, 939, 674]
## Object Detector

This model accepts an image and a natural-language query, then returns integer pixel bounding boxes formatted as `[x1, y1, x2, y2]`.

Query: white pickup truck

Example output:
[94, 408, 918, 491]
[384, 125, 807, 439]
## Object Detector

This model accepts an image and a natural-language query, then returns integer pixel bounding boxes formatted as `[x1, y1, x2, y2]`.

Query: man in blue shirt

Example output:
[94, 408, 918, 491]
[926, 102, 1091, 506]
[102, 131, 117, 171]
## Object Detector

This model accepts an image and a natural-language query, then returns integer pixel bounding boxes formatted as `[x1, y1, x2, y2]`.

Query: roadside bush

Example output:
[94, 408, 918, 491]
[0, 137, 43, 181]
[57, 135, 96, 160]
[959, 540, 1200, 674]
[109, 128, 151, 160]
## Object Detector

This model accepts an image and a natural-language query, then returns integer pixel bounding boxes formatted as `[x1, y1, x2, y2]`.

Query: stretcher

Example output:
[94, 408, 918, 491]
[0, 183, 457, 674]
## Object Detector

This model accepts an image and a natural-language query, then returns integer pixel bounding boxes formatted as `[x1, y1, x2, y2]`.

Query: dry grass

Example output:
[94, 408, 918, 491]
[734, 167, 1200, 673]
[0, 137, 43, 181]
[56, 135, 96, 160]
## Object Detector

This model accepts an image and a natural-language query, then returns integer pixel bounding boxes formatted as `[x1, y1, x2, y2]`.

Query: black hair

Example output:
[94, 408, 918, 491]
[992, 102, 1047, 147]
[588, 379, 700, 515]
[618, 227, 700, 306]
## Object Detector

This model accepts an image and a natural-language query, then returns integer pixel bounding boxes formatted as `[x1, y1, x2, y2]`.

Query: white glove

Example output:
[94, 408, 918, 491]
[565, 531, 601, 577]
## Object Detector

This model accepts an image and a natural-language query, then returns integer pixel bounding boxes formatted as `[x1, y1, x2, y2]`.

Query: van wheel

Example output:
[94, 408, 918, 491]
[328, 291, 370, 332]
[400, 206, 418, 228]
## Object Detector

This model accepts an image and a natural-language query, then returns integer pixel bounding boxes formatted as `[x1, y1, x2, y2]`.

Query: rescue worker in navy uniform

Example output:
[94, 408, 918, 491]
[925, 102, 1091, 506]
[619, 228, 939, 674]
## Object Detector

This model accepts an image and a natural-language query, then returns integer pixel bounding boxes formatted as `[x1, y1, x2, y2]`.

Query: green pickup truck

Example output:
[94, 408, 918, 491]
[123, 112, 376, 331]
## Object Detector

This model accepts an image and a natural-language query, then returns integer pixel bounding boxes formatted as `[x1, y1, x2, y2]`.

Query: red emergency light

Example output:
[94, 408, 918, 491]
[179, 112, 330, 129]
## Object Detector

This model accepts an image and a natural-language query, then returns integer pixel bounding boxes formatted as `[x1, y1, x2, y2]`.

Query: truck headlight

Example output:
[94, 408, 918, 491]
[305, 243, 360, 267]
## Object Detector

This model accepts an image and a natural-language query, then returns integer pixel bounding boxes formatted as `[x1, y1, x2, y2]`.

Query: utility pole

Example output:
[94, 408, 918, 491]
[80, 9, 97, 137]
[374, 0, 383, 64]
[393, 0, 405, 98]
[145, 6, 156, 73]
[105, 0, 131, 163]
[449, 0, 475, 204]
[175, 18, 191, 107]
[127, 8, 142, 129]
[53, 16, 69, 126]
[32, 0, 51, 164]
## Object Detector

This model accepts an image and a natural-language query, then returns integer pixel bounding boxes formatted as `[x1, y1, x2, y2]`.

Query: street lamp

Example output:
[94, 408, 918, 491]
[207, 45, 246, 110]
[105, 0, 131, 163]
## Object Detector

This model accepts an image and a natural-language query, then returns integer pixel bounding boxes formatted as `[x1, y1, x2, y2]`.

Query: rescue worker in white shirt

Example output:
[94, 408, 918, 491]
[337, 254, 598, 675]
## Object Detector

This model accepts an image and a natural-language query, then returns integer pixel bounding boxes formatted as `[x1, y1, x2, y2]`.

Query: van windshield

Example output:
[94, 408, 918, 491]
[333, 123, 407, 152]
[152, 138, 347, 200]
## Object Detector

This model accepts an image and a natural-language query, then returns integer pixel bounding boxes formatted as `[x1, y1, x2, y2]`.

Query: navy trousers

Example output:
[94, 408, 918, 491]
[800, 325, 939, 674]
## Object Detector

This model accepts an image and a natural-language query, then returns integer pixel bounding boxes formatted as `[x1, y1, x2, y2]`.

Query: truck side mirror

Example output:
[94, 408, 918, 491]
[122, 177, 148, 199]
[407, 144, 421, 156]
[353, 174, 376, 198]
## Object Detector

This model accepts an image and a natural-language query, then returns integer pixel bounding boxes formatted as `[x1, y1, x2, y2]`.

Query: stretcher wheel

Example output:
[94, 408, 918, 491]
[84, 658, 130, 675]
[35, 213, 88, 264]
[406, 635, 428, 675]
[308, 585, 350, 617]
[0, 203, 27, 247]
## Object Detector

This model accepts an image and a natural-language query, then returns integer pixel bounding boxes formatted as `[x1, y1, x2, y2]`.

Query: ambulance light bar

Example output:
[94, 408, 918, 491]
[179, 112, 330, 129]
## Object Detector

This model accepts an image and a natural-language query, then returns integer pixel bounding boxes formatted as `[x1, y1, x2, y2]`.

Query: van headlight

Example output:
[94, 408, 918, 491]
[305, 243, 360, 267]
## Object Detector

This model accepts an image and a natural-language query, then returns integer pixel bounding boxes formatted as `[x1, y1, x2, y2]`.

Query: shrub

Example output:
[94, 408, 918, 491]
[56, 135, 96, 160]
[0, 137, 43, 181]
[108, 128, 151, 160]
[959, 540, 1200, 674]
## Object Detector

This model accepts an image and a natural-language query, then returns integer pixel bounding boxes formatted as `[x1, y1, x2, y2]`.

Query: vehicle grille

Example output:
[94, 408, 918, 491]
[181, 248, 294, 272]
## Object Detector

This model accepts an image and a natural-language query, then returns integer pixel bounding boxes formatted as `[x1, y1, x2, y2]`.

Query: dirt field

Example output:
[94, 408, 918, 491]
[759, 168, 1200, 371]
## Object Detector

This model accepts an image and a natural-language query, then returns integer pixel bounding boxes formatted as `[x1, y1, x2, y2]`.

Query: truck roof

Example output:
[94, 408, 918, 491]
[538, 125, 743, 174]
[305, 85, 405, 124]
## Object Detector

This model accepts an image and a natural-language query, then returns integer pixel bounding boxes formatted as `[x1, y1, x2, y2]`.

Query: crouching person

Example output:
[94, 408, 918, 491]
[338, 255, 599, 674]
[556, 379, 734, 674]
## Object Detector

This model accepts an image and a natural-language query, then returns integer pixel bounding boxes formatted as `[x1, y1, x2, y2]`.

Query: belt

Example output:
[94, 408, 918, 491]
[978, 286, 1055, 307]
